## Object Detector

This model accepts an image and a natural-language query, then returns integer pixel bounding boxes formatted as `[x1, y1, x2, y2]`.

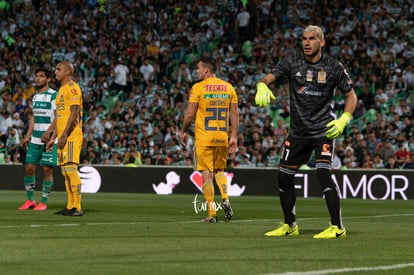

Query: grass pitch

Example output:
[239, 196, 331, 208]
[0, 191, 413, 275]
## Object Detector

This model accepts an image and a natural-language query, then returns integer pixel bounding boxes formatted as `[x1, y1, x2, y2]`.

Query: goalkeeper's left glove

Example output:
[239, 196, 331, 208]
[326, 112, 351, 139]
[255, 82, 275, 107]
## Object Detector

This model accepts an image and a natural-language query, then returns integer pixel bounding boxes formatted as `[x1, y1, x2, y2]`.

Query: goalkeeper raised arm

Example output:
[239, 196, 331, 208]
[255, 25, 357, 239]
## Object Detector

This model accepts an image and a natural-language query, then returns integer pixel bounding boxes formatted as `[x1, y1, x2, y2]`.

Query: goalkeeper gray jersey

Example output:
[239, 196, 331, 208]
[271, 51, 353, 138]
[31, 88, 57, 145]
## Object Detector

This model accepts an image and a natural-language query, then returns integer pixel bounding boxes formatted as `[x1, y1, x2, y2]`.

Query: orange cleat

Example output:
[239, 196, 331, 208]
[33, 202, 47, 211]
[19, 200, 36, 210]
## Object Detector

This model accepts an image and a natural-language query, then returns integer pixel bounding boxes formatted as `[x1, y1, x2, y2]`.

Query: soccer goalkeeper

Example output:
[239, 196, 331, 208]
[255, 25, 357, 239]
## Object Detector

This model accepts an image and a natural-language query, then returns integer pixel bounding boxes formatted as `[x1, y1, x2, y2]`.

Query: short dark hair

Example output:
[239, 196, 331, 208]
[200, 55, 216, 73]
[35, 66, 52, 78]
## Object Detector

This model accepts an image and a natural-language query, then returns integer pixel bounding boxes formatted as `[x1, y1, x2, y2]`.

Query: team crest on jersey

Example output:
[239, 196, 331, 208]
[71, 89, 77, 95]
[306, 70, 313, 82]
[317, 69, 326, 83]
[321, 143, 332, 156]
[285, 140, 290, 147]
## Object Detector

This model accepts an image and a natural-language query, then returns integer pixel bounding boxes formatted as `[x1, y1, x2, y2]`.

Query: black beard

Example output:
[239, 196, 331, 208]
[36, 83, 47, 90]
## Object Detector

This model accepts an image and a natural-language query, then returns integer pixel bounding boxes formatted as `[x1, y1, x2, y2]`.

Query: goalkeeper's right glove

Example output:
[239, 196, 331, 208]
[255, 82, 275, 107]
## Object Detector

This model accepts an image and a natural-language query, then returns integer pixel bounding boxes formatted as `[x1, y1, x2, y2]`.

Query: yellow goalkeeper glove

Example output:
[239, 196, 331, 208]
[255, 82, 275, 107]
[326, 112, 351, 139]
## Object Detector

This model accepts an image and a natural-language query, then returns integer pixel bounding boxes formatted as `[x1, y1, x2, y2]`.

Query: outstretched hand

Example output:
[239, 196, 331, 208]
[255, 82, 275, 107]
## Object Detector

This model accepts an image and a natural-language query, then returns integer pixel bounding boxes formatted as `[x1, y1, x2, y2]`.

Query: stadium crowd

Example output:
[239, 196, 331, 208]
[0, 0, 414, 169]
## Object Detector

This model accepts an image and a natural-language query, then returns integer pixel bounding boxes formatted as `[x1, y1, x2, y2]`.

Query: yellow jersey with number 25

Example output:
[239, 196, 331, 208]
[189, 77, 238, 148]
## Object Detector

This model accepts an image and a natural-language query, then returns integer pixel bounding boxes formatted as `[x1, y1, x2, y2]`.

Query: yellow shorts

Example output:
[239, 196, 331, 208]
[58, 137, 83, 165]
[195, 146, 228, 172]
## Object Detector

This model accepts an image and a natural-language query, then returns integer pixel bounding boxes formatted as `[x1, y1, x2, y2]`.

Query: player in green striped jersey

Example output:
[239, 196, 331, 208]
[19, 66, 58, 211]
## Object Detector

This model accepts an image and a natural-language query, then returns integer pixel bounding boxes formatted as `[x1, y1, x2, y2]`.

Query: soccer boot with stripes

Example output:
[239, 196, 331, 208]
[54, 208, 71, 215]
[221, 199, 233, 220]
[313, 224, 346, 239]
[265, 223, 299, 237]
[67, 208, 84, 216]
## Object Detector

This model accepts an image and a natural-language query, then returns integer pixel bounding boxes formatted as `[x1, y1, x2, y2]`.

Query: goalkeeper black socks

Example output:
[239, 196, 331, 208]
[278, 167, 297, 227]
[316, 162, 343, 229]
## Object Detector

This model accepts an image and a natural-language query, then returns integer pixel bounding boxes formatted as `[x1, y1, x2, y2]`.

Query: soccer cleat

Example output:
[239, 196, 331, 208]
[19, 200, 36, 210]
[265, 223, 299, 237]
[221, 199, 233, 220]
[54, 208, 71, 215]
[201, 216, 218, 223]
[313, 224, 346, 239]
[33, 202, 47, 211]
[67, 208, 83, 216]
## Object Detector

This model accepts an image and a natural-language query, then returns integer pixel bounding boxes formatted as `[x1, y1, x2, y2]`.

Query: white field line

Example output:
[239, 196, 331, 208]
[0, 213, 413, 229]
[261, 262, 414, 275]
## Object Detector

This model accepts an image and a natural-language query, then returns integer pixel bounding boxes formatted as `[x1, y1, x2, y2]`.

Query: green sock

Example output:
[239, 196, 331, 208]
[24, 176, 35, 201]
[41, 180, 53, 204]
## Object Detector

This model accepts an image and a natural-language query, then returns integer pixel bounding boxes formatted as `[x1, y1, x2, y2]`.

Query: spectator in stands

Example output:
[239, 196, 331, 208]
[139, 58, 154, 91]
[331, 151, 342, 170]
[0, 92, 13, 114]
[0, 109, 12, 134]
[124, 141, 142, 166]
[393, 69, 408, 99]
[372, 154, 385, 169]
[374, 88, 388, 111]
[384, 155, 399, 169]
[377, 138, 396, 161]
[404, 117, 414, 141]
[235, 5, 250, 42]
[235, 146, 249, 164]
[265, 146, 280, 168]
[395, 141, 410, 166]
[6, 126, 19, 161]
[375, 120, 389, 140]
[361, 153, 374, 169]
[353, 100, 366, 120]
[110, 151, 123, 165]
[358, 84, 375, 110]
[176, 62, 192, 86]
[402, 153, 414, 169]
[111, 58, 130, 95]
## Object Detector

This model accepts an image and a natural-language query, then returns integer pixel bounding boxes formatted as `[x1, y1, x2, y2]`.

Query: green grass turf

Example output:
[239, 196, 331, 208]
[0, 191, 413, 275]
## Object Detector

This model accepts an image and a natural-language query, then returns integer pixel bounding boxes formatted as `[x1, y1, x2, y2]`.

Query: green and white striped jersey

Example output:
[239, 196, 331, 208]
[31, 88, 57, 145]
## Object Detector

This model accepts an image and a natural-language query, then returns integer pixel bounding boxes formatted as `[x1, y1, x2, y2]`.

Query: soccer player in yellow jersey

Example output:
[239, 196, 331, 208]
[179, 56, 239, 223]
[46, 61, 84, 216]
